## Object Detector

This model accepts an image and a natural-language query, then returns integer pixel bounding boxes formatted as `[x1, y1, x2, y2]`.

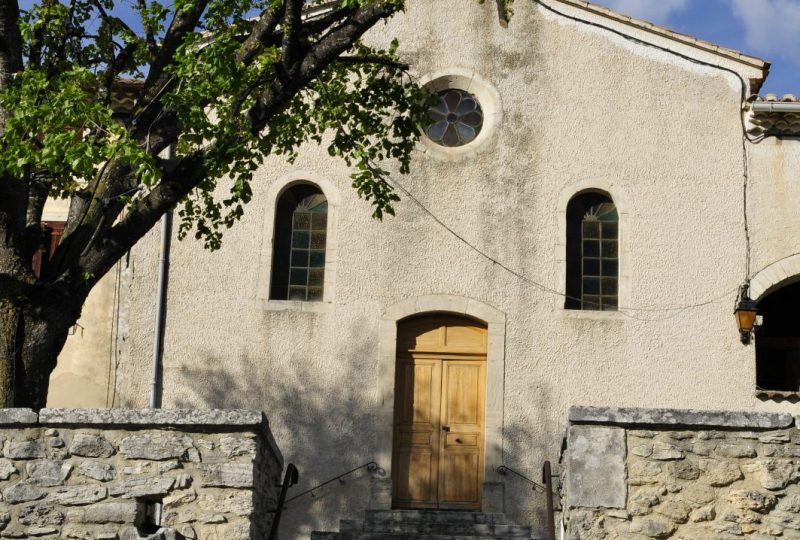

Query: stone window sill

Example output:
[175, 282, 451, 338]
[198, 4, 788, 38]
[560, 309, 625, 321]
[264, 300, 332, 313]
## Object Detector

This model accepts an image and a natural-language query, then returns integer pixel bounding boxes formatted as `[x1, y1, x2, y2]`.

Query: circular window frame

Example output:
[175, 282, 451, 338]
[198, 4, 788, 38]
[418, 69, 502, 162]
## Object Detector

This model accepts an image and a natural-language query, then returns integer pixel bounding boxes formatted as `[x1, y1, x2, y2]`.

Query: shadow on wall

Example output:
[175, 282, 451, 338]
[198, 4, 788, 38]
[169, 334, 380, 537]
[498, 383, 562, 540]
[165, 323, 564, 537]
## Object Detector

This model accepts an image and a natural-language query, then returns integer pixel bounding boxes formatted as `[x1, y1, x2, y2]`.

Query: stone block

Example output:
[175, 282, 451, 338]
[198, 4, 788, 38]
[0, 459, 17, 481]
[219, 436, 256, 458]
[0, 409, 37, 425]
[655, 500, 690, 523]
[566, 425, 626, 509]
[109, 476, 176, 498]
[199, 463, 253, 488]
[67, 502, 138, 524]
[18, 503, 65, 526]
[39, 408, 265, 428]
[3, 482, 46, 503]
[750, 459, 799, 490]
[197, 492, 253, 516]
[677, 484, 715, 505]
[77, 461, 115, 482]
[5, 440, 46, 460]
[717, 440, 756, 458]
[26, 460, 73, 487]
[650, 442, 683, 460]
[69, 434, 115, 458]
[628, 460, 662, 486]
[667, 460, 699, 480]
[569, 406, 793, 429]
[759, 432, 791, 444]
[50, 485, 108, 506]
[629, 515, 676, 538]
[119, 434, 193, 461]
[699, 458, 743, 487]
[727, 489, 777, 513]
[0, 409, 280, 536]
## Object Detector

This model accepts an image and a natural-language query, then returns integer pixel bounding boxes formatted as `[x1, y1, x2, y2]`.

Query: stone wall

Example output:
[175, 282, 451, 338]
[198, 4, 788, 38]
[562, 406, 800, 539]
[0, 408, 282, 539]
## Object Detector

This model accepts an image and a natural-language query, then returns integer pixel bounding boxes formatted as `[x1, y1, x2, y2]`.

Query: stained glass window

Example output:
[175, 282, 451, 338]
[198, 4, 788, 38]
[425, 89, 483, 147]
[270, 185, 327, 302]
[565, 193, 619, 311]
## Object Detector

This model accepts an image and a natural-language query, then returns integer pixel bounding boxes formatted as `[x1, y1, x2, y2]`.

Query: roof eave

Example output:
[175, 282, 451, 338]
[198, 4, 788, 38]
[555, 0, 770, 83]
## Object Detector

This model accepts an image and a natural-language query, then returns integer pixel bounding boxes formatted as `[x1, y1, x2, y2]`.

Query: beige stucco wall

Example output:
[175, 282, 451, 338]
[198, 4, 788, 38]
[60, 0, 800, 537]
[43, 200, 118, 409]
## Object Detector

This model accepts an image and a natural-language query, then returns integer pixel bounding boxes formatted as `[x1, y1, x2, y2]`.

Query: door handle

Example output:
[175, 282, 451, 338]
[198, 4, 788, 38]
[455, 438, 462, 444]
[441, 425, 450, 432]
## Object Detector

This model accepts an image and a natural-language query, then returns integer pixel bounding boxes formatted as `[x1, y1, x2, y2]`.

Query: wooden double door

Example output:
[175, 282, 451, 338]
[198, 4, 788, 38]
[392, 315, 487, 510]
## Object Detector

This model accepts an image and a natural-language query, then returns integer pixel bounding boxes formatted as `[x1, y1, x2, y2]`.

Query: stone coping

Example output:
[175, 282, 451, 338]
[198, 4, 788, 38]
[38, 408, 265, 427]
[569, 405, 794, 430]
[0, 407, 283, 465]
[0, 408, 38, 425]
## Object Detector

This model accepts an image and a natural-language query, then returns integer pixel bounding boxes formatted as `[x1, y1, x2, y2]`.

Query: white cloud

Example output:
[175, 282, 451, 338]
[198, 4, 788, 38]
[598, 0, 689, 24]
[729, 0, 800, 62]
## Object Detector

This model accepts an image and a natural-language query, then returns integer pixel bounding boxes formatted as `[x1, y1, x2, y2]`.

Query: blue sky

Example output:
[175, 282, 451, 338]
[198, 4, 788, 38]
[592, 0, 799, 95]
[17, 0, 798, 95]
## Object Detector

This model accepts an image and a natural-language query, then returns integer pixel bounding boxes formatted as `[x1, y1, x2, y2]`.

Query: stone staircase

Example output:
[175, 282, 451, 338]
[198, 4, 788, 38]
[311, 509, 534, 539]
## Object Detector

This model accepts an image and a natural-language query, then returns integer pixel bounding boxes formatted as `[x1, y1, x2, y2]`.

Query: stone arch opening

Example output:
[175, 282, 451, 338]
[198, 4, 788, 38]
[373, 295, 506, 513]
[756, 281, 800, 393]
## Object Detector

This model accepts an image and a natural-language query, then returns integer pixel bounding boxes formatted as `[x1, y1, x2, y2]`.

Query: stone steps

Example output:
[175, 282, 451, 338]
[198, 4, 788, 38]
[313, 535, 530, 540]
[312, 509, 534, 539]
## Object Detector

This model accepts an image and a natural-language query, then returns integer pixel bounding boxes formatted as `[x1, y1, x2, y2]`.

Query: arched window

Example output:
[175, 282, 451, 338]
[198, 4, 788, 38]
[565, 192, 618, 311]
[270, 184, 328, 301]
[756, 281, 800, 392]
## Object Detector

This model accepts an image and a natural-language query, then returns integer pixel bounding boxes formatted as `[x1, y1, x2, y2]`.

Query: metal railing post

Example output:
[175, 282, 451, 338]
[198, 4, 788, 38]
[269, 463, 299, 540]
[543, 461, 556, 540]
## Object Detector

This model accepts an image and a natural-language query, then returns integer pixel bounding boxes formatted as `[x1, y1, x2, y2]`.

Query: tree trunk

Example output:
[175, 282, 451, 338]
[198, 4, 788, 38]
[0, 285, 83, 409]
[0, 301, 19, 407]
[14, 288, 83, 409]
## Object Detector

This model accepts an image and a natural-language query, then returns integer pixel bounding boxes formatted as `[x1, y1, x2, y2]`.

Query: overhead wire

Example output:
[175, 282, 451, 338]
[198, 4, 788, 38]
[389, 177, 737, 322]
[380, 0, 784, 321]
[530, 0, 769, 288]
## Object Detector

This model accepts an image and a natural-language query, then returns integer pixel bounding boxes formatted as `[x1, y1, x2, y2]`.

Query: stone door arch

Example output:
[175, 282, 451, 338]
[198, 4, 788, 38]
[373, 295, 506, 512]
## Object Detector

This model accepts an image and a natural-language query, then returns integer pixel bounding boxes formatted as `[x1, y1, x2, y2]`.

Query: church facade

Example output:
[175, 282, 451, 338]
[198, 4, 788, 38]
[49, 0, 800, 537]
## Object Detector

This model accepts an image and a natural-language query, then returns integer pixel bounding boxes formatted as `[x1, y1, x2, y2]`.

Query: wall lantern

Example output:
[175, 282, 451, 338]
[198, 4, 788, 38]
[735, 284, 758, 345]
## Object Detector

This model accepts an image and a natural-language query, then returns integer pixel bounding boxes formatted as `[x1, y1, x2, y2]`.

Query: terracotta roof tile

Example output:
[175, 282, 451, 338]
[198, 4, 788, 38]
[747, 94, 800, 136]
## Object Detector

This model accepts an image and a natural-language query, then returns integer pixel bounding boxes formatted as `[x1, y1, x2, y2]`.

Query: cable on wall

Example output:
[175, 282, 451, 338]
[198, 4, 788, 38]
[530, 0, 769, 286]
[388, 177, 736, 323]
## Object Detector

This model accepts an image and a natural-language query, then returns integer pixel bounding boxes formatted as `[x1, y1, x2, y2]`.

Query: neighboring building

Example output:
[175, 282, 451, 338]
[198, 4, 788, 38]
[50, 0, 800, 537]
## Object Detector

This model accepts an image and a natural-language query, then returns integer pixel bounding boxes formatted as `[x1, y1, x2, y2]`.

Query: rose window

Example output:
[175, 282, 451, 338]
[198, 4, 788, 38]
[425, 89, 484, 147]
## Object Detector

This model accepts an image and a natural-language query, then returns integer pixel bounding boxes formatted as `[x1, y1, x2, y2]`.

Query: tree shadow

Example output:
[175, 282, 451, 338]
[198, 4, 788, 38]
[168, 317, 380, 538]
[495, 383, 564, 540]
[166, 318, 566, 539]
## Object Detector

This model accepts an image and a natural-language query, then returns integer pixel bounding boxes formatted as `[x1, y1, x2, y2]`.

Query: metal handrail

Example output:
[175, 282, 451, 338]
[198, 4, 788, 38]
[496, 465, 546, 492]
[284, 461, 383, 505]
[268, 463, 299, 540]
[543, 461, 556, 540]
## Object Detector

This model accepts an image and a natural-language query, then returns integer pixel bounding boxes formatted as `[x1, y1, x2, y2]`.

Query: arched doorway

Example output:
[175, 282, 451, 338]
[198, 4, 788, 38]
[756, 281, 800, 392]
[391, 314, 487, 510]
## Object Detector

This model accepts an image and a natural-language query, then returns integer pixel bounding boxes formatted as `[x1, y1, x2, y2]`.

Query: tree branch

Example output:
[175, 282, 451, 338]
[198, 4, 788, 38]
[135, 0, 158, 59]
[235, 1, 286, 65]
[0, 0, 23, 97]
[281, 0, 304, 73]
[246, 2, 400, 133]
[134, 0, 208, 137]
[0, 0, 31, 286]
[77, 151, 206, 285]
[75, 1, 402, 286]
[495, 0, 509, 28]
[335, 55, 409, 70]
